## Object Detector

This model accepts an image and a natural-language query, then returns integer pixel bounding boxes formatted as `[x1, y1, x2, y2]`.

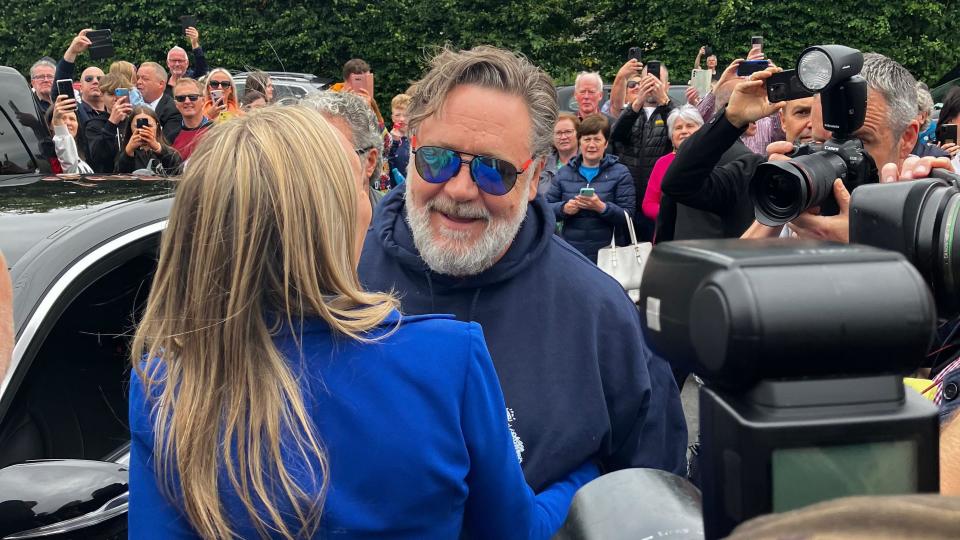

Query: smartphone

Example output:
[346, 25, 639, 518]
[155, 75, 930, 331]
[136, 118, 149, 129]
[691, 69, 713, 99]
[180, 15, 198, 30]
[114, 88, 129, 98]
[210, 89, 224, 103]
[646, 61, 661, 79]
[751, 35, 764, 49]
[56, 79, 74, 101]
[627, 47, 642, 63]
[579, 187, 595, 197]
[703, 45, 713, 57]
[737, 59, 770, 77]
[86, 29, 114, 60]
[937, 123, 958, 145]
[766, 69, 815, 103]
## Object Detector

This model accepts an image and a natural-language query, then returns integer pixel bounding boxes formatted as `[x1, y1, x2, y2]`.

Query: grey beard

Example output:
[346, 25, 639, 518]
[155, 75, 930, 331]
[404, 184, 529, 277]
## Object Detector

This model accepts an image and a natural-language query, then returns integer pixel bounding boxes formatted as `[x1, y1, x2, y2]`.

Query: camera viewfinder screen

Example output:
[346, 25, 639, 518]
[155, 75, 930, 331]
[772, 440, 917, 512]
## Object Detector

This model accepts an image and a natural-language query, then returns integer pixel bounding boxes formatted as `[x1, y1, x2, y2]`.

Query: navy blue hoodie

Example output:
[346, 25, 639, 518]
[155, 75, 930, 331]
[358, 186, 687, 492]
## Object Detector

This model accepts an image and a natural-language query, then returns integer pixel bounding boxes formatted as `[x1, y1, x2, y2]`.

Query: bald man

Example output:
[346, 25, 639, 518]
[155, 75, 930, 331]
[0, 251, 12, 383]
[52, 29, 110, 128]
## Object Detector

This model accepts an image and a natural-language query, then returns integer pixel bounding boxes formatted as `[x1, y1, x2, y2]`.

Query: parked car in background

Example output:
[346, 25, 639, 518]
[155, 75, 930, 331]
[232, 71, 331, 101]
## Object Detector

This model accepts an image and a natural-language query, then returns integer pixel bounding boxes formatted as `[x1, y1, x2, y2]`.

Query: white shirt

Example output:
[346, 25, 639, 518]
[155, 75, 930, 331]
[146, 95, 162, 111]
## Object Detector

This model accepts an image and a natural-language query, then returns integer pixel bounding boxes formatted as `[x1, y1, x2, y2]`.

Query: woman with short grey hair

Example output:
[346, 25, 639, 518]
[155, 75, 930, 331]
[643, 105, 704, 230]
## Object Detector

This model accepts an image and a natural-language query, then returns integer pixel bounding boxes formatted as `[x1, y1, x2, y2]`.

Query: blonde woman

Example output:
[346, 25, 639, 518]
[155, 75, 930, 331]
[201, 67, 241, 122]
[128, 106, 597, 539]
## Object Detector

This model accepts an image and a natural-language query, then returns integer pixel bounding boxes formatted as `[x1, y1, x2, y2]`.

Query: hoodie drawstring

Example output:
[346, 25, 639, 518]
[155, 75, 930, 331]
[422, 271, 483, 321]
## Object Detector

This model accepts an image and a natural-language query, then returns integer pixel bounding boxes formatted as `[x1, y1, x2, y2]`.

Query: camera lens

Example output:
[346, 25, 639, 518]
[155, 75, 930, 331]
[850, 174, 960, 317]
[751, 151, 848, 226]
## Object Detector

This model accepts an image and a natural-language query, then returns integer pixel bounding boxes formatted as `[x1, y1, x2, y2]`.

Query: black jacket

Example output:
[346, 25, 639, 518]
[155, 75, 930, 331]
[657, 111, 765, 241]
[611, 103, 675, 202]
[84, 116, 123, 173]
[547, 154, 636, 262]
[154, 95, 183, 143]
[117, 145, 182, 175]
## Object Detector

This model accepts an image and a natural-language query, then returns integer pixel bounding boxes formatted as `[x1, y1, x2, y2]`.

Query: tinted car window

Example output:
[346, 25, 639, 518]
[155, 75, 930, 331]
[0, 103, 38, 174]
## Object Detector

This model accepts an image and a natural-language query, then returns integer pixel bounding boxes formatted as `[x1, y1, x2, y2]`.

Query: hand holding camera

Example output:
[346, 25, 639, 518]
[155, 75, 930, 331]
[617, 58, 642, 80]
[138, 124, 161, 154]
[109, 95, 132, 125]
[725, 67, 785, 129]
[65, 29, 93, 62]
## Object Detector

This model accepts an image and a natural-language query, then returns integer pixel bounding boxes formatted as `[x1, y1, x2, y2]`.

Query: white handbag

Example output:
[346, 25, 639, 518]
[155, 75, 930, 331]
[597, 212, 652, 302]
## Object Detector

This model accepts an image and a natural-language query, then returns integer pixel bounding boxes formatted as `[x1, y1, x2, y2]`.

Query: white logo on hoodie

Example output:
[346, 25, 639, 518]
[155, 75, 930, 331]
[506, 408, 525, 463]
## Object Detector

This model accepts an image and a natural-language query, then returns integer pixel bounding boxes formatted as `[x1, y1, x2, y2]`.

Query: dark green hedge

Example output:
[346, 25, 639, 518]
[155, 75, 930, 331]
[2, 0, 956, 113]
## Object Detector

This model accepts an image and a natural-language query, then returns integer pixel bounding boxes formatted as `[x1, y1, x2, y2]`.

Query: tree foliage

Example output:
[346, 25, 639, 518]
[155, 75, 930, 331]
[1, 0, 956, 113]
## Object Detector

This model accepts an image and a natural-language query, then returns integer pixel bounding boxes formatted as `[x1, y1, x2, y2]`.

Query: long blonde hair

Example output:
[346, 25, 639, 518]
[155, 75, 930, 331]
[132, 106, 397, 539]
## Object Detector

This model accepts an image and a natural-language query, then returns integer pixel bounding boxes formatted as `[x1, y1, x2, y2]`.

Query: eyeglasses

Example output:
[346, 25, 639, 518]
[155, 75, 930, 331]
[554, 129, 576, 138]
[31, 74, 54, 81]
[83, 75, 102, 83]
[411, 136, 532, 196]
[208, 80, 232, 88]
[174, 94, 201, 102]
[626, 80, 641, 89]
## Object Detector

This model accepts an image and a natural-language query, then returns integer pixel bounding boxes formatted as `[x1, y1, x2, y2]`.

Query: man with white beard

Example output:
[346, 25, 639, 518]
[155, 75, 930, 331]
[358, 46, 687, 493]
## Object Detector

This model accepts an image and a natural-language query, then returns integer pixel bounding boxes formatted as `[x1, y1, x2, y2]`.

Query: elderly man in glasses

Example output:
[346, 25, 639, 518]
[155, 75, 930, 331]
[51, 29, 109, 127]
[358, 46, 687, 494]
[29, 58, 56, 117]
[164, 25, 209, 97]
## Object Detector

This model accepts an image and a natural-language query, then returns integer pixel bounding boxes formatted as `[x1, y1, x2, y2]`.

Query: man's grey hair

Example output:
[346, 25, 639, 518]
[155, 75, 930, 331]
[405, 46, 558, 161]
[167, 46, 188, 58]
[141, 61, 168, 82]
[575, 71, 603, 92]
[861, 53, 918, 140]
[917, 82, 934, 130]
[30, 59, 55, 77]
[300, 91, 384, 182]
[667, 105, 704, 140]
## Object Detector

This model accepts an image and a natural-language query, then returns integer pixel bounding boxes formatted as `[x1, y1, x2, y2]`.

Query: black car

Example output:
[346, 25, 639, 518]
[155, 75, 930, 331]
[0, 63, 176, 539]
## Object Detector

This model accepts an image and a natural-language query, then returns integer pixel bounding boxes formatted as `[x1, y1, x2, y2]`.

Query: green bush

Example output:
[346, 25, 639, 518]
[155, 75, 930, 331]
[2, 0, 956, 114]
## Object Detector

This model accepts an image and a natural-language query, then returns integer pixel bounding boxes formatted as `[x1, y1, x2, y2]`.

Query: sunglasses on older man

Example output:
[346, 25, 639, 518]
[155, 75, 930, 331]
[208, 80, 232, 88]
[174, 94, 201, 102]
[411, 136, 533, 196]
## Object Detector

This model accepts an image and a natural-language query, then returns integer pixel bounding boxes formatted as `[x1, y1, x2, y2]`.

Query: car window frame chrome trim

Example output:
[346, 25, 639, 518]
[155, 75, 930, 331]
[0, 220, 168, 398]
[2, 491, 129, 539]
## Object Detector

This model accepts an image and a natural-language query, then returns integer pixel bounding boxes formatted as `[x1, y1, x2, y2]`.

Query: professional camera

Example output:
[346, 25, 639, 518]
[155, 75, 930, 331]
[751, 46, 878, 225]
[639, 239, 940, 539]
[851, 172, 960, 317]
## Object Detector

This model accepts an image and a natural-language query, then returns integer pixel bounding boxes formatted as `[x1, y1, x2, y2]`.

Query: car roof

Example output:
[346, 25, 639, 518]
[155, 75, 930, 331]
[0, 175, 175, 269]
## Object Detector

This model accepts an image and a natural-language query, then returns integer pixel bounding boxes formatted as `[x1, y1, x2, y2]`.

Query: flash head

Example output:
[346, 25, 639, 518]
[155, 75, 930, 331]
[797, 45, 864, 92]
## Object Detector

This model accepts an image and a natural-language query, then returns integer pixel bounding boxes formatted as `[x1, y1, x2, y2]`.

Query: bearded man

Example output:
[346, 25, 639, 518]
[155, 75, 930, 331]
[358, 45, 687, 493]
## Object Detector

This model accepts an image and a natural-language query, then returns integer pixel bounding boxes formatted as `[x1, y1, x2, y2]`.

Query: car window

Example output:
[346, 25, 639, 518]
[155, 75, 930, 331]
[0, 106, 37, 174]
[274, 83, 308, 99]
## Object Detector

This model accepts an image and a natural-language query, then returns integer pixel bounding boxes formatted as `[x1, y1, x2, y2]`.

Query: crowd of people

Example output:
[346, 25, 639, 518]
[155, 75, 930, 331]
[8, 24, 960, 539]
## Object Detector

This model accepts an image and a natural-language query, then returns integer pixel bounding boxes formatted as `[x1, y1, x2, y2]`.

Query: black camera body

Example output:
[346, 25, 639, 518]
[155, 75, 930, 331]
[753, 136, 878, 222]
[751, 47, 879, 225]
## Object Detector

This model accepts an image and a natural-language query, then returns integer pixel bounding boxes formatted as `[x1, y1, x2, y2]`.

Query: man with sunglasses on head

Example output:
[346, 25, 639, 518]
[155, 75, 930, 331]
[358, 46, 687, 494]
[171, 78, 212, 162]
[52, 29, 109, 128]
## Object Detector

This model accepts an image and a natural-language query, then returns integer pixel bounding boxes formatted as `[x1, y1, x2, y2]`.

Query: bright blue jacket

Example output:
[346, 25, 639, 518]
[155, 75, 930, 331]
[547, 154, 636, 262]
[128, 311, 598, 539]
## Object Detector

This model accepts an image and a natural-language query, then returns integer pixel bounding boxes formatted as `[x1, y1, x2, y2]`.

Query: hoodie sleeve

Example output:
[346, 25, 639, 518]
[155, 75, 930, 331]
[461, 323, 598, 539]
[597, 296, 688, 477]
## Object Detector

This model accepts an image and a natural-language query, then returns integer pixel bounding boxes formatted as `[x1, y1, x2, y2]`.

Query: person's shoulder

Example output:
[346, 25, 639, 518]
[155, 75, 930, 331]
[390, 312, 484, 347]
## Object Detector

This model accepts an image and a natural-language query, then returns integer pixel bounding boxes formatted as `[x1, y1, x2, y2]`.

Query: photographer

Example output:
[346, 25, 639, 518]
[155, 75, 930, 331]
[655, 61, 778, 242]
[745, 53, 955, 241]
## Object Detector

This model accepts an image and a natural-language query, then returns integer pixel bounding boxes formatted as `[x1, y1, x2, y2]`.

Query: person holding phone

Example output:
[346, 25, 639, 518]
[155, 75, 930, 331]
[84, 73, 133, 172]
[164, 19, 209, 96]
[52, 29, 110, 132]
[46, 94, 94, 174]
[936, 87, 960, 170]
[117, 106, 182, 174]
[202, 68, 241, 122]
[694, 46, 720, 81]
[547, 114, 636, 262]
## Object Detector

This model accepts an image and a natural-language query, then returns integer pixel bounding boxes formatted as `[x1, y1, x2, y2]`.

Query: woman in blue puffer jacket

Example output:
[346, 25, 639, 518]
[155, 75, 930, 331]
[547, 114, 636, 262]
